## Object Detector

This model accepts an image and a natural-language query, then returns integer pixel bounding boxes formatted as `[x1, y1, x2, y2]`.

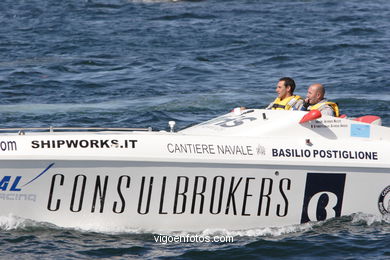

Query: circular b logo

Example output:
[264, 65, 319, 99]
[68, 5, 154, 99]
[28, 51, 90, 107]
[378, 185, 390, 215]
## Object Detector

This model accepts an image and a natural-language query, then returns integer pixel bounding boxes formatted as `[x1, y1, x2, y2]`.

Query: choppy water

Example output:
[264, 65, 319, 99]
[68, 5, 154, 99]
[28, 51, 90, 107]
[0, 0, 389, 259]
[1, 214, 389, 259]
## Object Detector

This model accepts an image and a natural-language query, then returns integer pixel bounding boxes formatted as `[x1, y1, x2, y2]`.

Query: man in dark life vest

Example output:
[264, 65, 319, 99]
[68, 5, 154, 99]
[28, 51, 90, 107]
[301, 83, 339, 117]
[266, 77, 303, 110]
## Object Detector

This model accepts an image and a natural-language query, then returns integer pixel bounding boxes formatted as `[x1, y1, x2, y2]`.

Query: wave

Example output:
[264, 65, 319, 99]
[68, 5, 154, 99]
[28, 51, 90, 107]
[127, 0, 191, 3]
[1, 213, 388, 236]
[0, 92, 255, 114]
[0, 214, 59, 232]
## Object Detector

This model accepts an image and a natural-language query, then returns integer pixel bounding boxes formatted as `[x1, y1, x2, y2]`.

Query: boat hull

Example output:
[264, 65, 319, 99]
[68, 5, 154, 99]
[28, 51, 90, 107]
[1, 109, 389, 231]
[1, 160, 388, 231]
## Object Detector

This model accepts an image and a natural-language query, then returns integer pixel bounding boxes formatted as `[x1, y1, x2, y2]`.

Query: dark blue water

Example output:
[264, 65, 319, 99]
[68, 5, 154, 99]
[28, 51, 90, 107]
[0, 0, 389, 258]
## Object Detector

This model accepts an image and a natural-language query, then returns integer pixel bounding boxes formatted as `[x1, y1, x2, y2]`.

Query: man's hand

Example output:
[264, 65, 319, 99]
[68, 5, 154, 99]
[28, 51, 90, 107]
[302, 98, 310, 109]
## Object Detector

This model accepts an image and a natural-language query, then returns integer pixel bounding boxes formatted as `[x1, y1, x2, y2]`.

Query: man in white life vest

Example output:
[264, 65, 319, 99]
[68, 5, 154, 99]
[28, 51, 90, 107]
[302, 83, 339, 117]
[266, 77, 304, 110]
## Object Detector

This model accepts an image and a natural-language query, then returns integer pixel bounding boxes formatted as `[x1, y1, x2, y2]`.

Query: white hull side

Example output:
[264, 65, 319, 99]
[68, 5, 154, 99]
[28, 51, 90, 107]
[1, 160, 388, 231]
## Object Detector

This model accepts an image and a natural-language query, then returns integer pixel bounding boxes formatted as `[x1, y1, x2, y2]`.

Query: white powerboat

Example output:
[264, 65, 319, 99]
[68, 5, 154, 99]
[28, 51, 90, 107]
[0, 109, 389, 231]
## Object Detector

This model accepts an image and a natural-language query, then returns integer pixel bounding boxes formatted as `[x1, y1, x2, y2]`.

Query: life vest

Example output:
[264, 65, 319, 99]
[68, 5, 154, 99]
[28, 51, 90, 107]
[270, 95, 303, 110]
[309, 101, 340, 117]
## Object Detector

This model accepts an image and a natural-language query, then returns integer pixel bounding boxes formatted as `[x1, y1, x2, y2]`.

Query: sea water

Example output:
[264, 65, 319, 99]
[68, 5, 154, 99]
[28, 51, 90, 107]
[0, 0, 389, 259]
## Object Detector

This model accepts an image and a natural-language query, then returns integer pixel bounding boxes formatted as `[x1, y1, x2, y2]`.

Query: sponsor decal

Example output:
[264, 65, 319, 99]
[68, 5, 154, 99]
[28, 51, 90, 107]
[0, 163, 54, 202]
[272, 148, 378, 160]
[350, 124, 370, 138]
[47, 174, 291, 217]
[198, 114, 257, 128]
[378, 185, 390, 216]
[167, 143, 254, 156]
[256, 145, 266, 156]
[214, 116, 256, 128]
[0, 140, 17, 152]
[301, 173, 346, 223]
[0, 193, 37, 202]
[310, 119, 347, 129]
[31, 139, 138, 149]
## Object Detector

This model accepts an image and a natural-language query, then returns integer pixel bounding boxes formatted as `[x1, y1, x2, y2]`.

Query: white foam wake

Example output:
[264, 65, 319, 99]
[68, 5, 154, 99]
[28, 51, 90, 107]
[1, 212, 388, 234]
[0, 214, 34, 230]
[351, 212, 390, 225]
[170, 222, 315, 238]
